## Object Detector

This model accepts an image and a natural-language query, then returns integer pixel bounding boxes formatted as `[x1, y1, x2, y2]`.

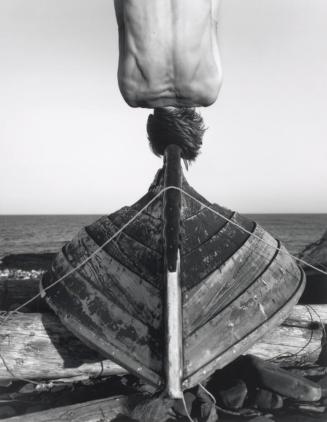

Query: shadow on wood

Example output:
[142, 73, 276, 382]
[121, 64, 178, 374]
[0, 307, 326, 383]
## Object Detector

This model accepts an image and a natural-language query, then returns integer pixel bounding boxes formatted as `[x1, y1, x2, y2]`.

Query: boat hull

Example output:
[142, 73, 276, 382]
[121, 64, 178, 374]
[42, 169, 305, 389]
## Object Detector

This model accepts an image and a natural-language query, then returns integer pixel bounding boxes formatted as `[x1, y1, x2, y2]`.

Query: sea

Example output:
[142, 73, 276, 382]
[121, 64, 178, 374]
[0, 214, 327, 260]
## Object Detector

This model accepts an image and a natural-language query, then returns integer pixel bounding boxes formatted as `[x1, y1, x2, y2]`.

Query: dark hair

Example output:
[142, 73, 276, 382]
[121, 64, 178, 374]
[146, 108, 206, 162]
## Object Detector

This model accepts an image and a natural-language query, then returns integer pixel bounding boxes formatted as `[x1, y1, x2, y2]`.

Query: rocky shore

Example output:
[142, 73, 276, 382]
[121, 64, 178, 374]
[0, 253, 55, 281]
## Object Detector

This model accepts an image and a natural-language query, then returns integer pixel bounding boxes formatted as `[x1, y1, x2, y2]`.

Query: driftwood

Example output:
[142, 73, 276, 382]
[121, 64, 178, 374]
[2, 400, 327, 422]
[248, 304, 327, 365]
[0, 395, 139, 422]
[0, 313, 127, 381]
[0, 377, 141, 419]
[0, 306, 326, 383]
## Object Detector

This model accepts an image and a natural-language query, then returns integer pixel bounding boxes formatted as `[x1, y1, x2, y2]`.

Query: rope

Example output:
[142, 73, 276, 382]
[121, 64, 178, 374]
[5, 186, 327, 317]
[0, 187, 170, 385]
[1, 187, 170, 318]
[172, 187, 327, 278]
[181, 393, 194, 422]
[1, 185, 327, 385]
[268, 305, 315, 364]
[305, 304, 327, 359]
[199, 383, 216, 405]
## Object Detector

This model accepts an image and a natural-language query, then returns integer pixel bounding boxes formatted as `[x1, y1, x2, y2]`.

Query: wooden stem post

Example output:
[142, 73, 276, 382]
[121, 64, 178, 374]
[163, 144, 183, 398]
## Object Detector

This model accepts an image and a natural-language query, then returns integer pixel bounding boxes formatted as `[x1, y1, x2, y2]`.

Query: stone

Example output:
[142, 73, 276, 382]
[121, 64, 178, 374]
[215, 379, 248, 410]
[253, 389, 283, 410]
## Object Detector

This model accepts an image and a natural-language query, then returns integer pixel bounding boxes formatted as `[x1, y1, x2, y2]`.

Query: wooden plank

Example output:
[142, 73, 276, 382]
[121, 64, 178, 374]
[85, 216, 164, 288]
[181, 212, 254, 290]
[0, 312, 127, 381]
[163, 145, 183, 398]
[0, 395, 139, 422]
[182, 225, 277, 334]
[0, 377, 141, 418]
[43, 241, 164, 386]
[58, 230, 162, 328]
[109, 206, 163, 253]
[181, 207, 234, 255]
[183, 247, 304, 387]
[44, 268, 163, 386]
[0, 306, 325, 382]
[163, 144, 182, 272]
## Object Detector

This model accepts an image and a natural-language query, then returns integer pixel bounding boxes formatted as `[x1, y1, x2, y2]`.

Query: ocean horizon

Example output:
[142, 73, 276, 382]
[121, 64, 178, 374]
[0, 213, 327, 260]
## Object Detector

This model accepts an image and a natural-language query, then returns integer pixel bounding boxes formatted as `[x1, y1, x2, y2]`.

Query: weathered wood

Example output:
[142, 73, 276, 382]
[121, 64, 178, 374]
[41, 167, 306, 391]
[182, 225, 276, 334]
[0, 312, 127, 381]
[163, 145, 183, 398]
[163, 144, 182, 272]
[57, 233, 162, 328]
[0, 395, 139, 422]
[0, 306, 326, 382]
[183, 247, 304, 388]
[248, 304, 327, 364]
[110, 206, 163, 253]
[44, 249, 163, 386]
[86, 216, 164, 287]
[181, 212, 254, 290]
[0, 375, 143, 419]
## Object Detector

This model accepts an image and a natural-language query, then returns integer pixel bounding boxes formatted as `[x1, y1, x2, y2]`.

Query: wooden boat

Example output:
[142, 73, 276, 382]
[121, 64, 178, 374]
[41, 146, 305, 394]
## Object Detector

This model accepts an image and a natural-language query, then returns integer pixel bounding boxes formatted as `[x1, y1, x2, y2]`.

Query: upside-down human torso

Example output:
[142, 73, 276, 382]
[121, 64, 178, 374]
[115, 0, 222, 108]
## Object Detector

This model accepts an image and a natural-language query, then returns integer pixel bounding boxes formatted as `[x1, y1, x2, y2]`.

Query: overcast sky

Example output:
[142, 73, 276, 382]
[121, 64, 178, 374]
[0, 0, 326, 214]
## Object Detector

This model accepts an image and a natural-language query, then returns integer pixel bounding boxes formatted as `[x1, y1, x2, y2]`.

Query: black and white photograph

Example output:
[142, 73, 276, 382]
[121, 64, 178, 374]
[0, 1, 327, 421]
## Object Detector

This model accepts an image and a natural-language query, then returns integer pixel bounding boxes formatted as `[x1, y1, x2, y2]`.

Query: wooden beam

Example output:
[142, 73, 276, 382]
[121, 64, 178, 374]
[0, 313, 127, 381]
[0, 395, 140, 422]
[248, 304, 327, 364]
[0, 306, 326, 382]
[163, 145, 183, 398]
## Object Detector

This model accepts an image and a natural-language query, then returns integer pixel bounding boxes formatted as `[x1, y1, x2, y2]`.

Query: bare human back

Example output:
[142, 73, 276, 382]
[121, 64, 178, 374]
[114, 0, 222, 108]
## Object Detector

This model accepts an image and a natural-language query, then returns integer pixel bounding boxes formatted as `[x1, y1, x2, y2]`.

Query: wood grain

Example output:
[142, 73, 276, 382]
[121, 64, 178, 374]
[182, 247, 305, 387]
[0, 395, 139, 422]
[0, 306, 325, 382]
[182, 225, 277, 334]
[181, 212, 254, 290]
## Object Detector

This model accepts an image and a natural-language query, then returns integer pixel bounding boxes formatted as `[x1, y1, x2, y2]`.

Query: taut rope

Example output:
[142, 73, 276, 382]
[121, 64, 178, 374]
[0, 186, 326, 391]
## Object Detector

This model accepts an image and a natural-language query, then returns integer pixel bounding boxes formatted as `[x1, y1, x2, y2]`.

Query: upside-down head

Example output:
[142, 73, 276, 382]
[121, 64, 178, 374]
[147, 107, 206, 163]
